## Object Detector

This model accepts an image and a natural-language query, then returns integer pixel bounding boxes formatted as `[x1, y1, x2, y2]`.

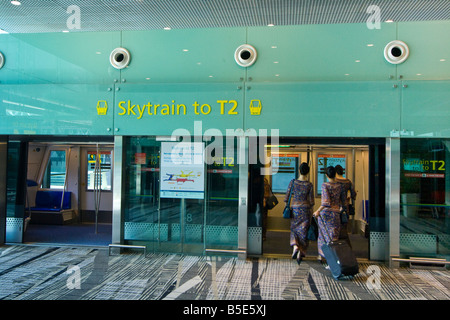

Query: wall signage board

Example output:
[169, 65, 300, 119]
[160, 142, 205, 199]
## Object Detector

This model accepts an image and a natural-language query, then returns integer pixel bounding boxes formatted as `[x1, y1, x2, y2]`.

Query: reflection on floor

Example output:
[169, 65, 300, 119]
[24, 223, 112, 246]
[264, 230, 369, 260]
[0, 245, 449, 301]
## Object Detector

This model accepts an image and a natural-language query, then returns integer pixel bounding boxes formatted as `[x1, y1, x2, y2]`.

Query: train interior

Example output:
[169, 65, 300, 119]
[23, 140, 114, 247]
[20, 139, 378, 261]
[261, 143, 373, 260]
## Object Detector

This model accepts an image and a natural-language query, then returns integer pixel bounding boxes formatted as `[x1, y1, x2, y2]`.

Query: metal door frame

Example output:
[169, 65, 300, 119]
[0, 136, 7, 245]
[386, 138, 401, 266]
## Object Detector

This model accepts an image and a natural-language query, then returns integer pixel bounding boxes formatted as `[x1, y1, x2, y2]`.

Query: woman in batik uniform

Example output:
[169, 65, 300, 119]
[284, 162, 314, 264]
[313, 166, 347, 261]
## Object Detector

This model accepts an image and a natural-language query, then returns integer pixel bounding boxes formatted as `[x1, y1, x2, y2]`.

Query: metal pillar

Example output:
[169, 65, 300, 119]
[0, 137, 7, 245]
[112, 136, 124, 245]
[386, 138, 401, 267]
[237, 134, 248, 260]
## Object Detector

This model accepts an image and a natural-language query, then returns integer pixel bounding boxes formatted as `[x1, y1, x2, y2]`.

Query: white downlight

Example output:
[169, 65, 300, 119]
[384, 40, 409, 64]
[235, 44, 257, 67]
[0, 52, 4, 69]
[110, 47, 131, 69]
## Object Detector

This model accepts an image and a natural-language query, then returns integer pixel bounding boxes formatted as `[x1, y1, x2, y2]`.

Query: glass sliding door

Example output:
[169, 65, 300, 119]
[123, 137, 162, 252]
[0, 137, 6, 244]
[205, 138, 240, 251]
[400, 138, 450, 259]
[5, 141, 28, 243]
[122, 136, 241, 255]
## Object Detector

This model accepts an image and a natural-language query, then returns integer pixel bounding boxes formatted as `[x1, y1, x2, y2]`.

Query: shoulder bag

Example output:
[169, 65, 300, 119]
[283, 179, 294, 219]
[266, 185, 279, 210]
[307, 216, 319, 241]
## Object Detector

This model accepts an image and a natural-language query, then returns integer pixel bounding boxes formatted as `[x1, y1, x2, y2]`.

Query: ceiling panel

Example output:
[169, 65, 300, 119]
[0, 0, 449, 34]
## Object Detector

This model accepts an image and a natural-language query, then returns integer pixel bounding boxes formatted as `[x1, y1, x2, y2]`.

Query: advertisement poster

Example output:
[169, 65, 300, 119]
[160, 142, 205, 199]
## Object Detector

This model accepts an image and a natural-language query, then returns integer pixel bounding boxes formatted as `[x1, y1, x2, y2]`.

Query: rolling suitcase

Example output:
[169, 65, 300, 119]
[318, 216, 359, 280]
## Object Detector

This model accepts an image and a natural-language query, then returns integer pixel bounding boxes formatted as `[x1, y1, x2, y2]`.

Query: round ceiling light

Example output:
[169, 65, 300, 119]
[384, 40, 409, 64]
[110, 47, 131, 69]
[235, 44, 257, 67]
[0, 52, 4, 69]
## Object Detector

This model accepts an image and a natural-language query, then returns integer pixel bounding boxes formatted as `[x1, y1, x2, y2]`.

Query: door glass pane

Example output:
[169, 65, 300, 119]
[205, 139, 239, 250]
[400, 138, 450, 258]
[123, 137, 160, 252]
[6, 141, 27, 243]
[123, 136, 240, 254]
[41, 150, 66, 189]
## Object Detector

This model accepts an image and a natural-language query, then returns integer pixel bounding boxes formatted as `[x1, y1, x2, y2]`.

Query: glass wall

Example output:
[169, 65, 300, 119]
[400, 138, 450, 259]
[5, 141, 27, 243]
[122, 136, 240, 255]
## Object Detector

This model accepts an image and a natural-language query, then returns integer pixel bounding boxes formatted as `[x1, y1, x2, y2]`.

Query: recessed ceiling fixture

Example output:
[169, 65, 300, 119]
[11, 1, 21, 5]
[384, 40, 409, 64]
[110, 47, 131, 69]
[234, 44, 257, 67]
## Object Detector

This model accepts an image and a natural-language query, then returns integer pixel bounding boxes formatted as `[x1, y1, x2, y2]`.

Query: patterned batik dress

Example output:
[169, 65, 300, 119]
[317, 182, 346, 258]
[284, 179, 315, 255]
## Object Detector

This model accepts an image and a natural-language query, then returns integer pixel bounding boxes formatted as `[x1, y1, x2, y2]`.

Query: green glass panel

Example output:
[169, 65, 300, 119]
[0, 84, 114, 135]
[0, 32, 120, 84]
[5, 141, 27, 243]
[244, 81, 401, 137]
[400, 138, 450, 258]
[113, 83, 244, 135]
[397, 21, 450, 81]
[123, 136, 240, 254]
[247, 23, 397, 82]
[121, 28, 246, 83]
[401, 81, 450, 138]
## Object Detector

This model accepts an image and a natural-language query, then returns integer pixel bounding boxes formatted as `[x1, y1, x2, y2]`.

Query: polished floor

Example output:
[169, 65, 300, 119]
[0, 244, 448, 302]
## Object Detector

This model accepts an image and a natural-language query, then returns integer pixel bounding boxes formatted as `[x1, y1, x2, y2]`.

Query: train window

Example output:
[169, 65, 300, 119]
[41, 150, 67, 189]
[316, 153, 346, 195]
[271, 154, 299, 193]
[86, 151, 112, 191]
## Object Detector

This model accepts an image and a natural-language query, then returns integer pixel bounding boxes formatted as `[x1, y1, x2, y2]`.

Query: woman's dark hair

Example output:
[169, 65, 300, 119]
[299, 162, 310, 175]
[326, 166, 336, 178]
[335, 165, 344, 175]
